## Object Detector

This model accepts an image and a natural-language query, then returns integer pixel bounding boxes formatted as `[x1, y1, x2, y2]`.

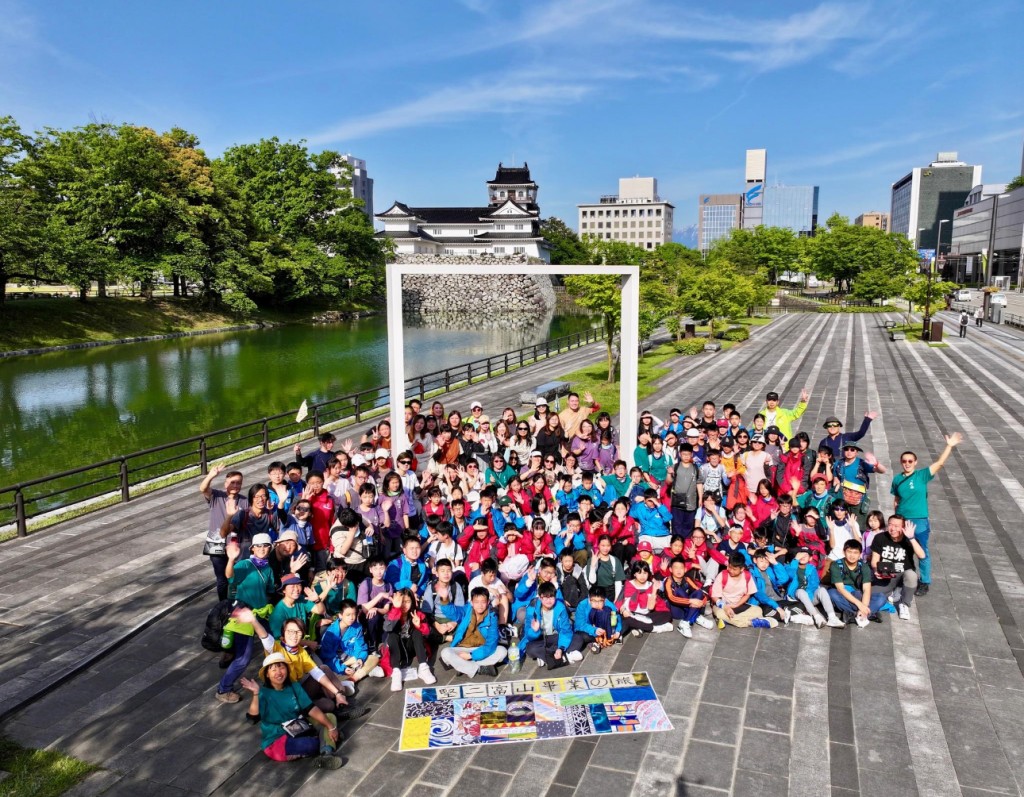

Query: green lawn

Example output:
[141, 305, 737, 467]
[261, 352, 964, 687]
[0, 736, 96, 797]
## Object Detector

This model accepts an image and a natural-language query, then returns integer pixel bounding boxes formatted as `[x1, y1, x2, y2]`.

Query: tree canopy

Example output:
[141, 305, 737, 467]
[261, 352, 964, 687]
[805, 213, 918, 295]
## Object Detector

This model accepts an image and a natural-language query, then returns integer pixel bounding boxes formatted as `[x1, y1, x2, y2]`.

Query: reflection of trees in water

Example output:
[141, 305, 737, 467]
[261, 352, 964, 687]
[405, 308, 555, 351]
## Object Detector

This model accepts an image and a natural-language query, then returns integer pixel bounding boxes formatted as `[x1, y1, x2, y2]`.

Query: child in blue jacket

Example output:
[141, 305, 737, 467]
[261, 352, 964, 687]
[385, 536, 431, 594]
[518, 582, 573, 669]
[784, 547, 844, 628]
[566, 586, 620, 662]
[319, 599, 383, 682]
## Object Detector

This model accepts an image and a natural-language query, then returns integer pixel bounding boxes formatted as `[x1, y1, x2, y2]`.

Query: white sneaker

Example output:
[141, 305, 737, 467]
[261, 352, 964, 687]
[368, 666, 385, 678]
[418, 663, 437, 685]
[402, 667, 418, 681]
[898, 604, 911, 621]
[630, 628, 643, 637]
[339, 680, 356, 696]
[813, 613, 826, 629]
[652, 623, 673, 634]
[695, 615, 715, 630]
[826, 615, 845, 629]
[790, 614, 814, 626]
[855, 616, 870, 629]
[892, 588, 903, 603]
[390, 670, 403, 692]
[678, 622, 693, 638]
[566, 650, 583, 664]
[779, 608, 791, 624]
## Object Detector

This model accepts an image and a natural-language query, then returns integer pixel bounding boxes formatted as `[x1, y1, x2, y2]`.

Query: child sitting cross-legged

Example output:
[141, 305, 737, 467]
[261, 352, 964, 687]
[662, 556, 714, 638]
[518, 581, 573, 669]
[566, 585, 621, 662]
[319, 599, 384, 683]
[618, 560, 674, 635]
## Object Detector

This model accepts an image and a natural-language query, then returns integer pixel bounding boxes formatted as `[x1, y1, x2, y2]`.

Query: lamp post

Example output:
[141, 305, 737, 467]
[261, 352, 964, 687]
[924, 219, 949, 338]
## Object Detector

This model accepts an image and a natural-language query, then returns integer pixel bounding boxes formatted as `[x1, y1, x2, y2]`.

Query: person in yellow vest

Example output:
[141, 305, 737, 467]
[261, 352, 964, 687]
[757, 389, 809, 441]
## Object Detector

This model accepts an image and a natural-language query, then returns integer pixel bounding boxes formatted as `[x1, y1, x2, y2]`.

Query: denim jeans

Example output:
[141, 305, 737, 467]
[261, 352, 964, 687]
[218, 632, 256, 694]
[906, 517, 931, 584]
[828, 587, 887, 617]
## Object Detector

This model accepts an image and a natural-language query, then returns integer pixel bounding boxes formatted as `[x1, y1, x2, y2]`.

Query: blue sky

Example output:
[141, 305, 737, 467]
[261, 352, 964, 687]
[3, 0, 1022, 240]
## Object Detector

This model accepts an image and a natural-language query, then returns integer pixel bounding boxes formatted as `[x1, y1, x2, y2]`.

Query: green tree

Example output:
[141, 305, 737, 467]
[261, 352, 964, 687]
[1007, 175, 1024, 192]
[807, 213, 918, 294]
[0, 116, 48, 305]
[562, 273, 627, 382]
[676, 262, 758, 339]
[902, 273, 958, 318]
[541, 217, 588, 264]
[709, 225, 799, 283]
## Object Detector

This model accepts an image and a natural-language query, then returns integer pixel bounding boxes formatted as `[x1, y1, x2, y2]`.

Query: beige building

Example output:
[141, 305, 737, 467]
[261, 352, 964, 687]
[578, 177, 674, 250]
[855, 211, 889, 232]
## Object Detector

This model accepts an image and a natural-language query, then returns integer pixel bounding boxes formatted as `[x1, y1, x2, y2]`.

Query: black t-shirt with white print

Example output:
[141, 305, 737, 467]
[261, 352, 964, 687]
[870, 533, 916, 586]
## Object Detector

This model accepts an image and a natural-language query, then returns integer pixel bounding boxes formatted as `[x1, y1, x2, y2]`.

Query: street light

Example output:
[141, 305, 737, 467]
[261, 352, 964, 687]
[924, 219, 949, 337]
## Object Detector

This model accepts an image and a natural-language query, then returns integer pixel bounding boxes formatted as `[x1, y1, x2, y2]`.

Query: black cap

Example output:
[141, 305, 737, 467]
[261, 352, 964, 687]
[766, 425, 781, 436]
[766, 391, 780, 401]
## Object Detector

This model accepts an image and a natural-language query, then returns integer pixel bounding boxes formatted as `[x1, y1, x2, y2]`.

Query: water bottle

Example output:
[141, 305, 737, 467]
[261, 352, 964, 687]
[508, 646, 520, 663]
[716, 599, 725, 610]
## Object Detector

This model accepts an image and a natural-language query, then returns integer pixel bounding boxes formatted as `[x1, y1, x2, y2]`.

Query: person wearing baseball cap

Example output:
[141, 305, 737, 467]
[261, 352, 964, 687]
[817, 410, 879, 461]
[758, 387, 810, 442]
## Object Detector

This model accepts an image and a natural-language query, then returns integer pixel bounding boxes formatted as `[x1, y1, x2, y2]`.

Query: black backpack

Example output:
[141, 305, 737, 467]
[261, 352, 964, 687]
[201, 599, 235, 652]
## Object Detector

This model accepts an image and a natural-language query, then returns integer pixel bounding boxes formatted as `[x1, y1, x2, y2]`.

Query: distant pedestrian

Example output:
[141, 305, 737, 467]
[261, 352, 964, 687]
[974, 307, 983, 327]
[958, 311, 969, 338]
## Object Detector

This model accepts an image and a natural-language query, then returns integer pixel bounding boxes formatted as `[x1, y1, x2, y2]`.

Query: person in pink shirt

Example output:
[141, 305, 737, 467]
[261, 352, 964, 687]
[710, 553, 775, 628]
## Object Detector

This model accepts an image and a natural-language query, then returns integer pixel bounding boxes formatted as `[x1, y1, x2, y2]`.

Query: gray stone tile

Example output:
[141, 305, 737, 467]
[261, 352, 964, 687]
[696, 674, 748, 709]
[856, 766, 919, 797]
[577, 764, 638, 797]
[742, 694, 792, 734]
[590, 731, 651, 773]
[829, 742, 859, 793]
[680, 740, 734, 792]
[350, 751, 428, 797]
[418, 746, 476, 786]
[732, 767, 788, 797]
[551, 739, 597, 787]
[736, 729, 789, 775]
[690, 704, 741, 747]
[450, 765, 512, 795]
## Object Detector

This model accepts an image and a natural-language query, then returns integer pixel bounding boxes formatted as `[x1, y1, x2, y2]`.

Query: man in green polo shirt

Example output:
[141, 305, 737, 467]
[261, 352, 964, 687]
[890, 431, 962, 596]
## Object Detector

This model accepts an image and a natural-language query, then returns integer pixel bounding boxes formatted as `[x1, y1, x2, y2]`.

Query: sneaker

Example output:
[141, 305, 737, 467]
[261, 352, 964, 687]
[390, 670, 403, 692]
[855, 616, 870, 629]
[652, 623, 673, 633]
[368, 666, 385, 678]
[869, 613, 883, 623]
[335, 705, 366, 723]
[477, 665, 497, 677]
[339, 680, 356, 696]
[695, 615, 715, 630]
[631, 628, 643, 637]
[751, 618, 771, 629]
[789, 614, 814, 626]
[779, 608, 791, 625]
[418, 663, 437, 685]
[891, 588, 903, 603]
[589, 642, 601, 654]
[826, 615, 845, 629]
[316, 754, 344, 770]
[813, 613, 826, 629]
[567, 650, 583, 664]
[678, 622, 693, 638]
[402, 667, 417, 681]
[536, 658, 546, 667]
[898, 604, 911, 621]
[916, 583, 930, 596]
[215, 690, 240, 704]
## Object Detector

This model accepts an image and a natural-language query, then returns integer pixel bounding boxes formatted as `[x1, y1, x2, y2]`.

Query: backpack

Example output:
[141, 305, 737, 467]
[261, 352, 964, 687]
[201, 599, 235, 652]
[726, 474, 749, 511]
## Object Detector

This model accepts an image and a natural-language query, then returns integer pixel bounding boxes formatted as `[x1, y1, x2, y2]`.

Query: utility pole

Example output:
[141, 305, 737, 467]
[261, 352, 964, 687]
[924, 219, 949, 338]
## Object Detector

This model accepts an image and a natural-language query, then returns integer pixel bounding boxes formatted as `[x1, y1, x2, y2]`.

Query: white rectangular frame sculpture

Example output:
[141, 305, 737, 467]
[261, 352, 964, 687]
[386, 262, 641, 467]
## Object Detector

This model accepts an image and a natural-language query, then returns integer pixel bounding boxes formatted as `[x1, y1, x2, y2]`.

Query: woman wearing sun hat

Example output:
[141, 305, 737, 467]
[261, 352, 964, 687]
[240, 652, 343, 769]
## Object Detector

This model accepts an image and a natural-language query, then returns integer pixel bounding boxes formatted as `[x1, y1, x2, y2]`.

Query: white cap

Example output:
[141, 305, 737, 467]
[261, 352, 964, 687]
[470, 400, 483, 410]
[374, 448, 389, 459]
[251, 533, 273, 547]
[686, 429, 700, 439]
[530, 450, 543, 458]
[351, 454, 366, 466]
[535, 397, 548, 406]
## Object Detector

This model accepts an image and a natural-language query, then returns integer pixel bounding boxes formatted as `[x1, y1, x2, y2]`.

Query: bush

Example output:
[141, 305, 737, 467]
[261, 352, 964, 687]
[674, 339, 707, 356]
[714, 326, 750, 342]
[818, 305, 894, 314]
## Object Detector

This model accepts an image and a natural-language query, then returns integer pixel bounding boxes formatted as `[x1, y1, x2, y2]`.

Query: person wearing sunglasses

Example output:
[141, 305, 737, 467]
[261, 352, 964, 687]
[889, 432, 962, 596]
[816, 411, 879, 461]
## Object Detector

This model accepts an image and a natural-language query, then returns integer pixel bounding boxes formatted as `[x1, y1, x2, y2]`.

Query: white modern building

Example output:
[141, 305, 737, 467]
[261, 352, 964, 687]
[577, 177, 674, 250]
[375, 163, 549, 261]
[330, 154, 374, 221]
[741, 148, 767, 229]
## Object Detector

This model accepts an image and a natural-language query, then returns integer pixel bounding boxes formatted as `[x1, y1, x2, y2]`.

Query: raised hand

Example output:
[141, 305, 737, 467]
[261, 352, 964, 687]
[392, 593, 405, 608]
[583, 391, 595, 404]
[904, 520, 916, 539]
[304, 587, 321, 602]
[290, 553, 309, 573]
[240, 677, 260, 695]
[233, 606, 256, 625]
[226, 541, 241, 561]
[865, 410, 879, 420]
[531, 618, 541, 632]
[800, 388, 810, 403]
[212, 463, 225, 476]
[945, 432, 963, 447]
[863, 452, 877, 466]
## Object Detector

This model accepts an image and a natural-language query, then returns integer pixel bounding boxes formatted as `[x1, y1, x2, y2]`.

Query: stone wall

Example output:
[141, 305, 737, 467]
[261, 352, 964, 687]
[397, 255, 556, 316]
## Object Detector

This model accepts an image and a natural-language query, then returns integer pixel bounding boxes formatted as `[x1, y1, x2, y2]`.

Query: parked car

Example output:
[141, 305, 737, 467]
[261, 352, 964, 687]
[954, 289, 971, 302]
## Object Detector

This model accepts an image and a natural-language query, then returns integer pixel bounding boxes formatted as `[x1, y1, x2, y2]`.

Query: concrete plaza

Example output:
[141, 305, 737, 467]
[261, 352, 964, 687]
[2, 312, 1024, 796]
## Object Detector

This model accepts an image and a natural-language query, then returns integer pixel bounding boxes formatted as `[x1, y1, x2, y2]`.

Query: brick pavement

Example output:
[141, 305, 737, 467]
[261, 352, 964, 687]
[4, 313, 1024, 796]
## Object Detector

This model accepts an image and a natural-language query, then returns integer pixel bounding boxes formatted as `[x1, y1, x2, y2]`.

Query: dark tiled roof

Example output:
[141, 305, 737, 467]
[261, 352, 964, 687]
[377, 201, 415, 217]
[474, 232, 540, 240]
[405, 207, 495, 224]
[487, 162, 534, 185]
[375, 230, 440, 242]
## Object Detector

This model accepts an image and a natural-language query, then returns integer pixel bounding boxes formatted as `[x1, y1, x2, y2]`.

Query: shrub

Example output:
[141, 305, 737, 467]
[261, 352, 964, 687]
[674, 339, 707, 356]
[817, 305, 894, 314]
[714, 326, 750, 342]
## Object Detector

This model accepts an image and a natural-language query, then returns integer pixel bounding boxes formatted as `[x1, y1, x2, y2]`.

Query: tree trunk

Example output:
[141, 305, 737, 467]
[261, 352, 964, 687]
[172, 273, 180, 297]
[97, 277, 107, 298]
[78, 285, 88, 302]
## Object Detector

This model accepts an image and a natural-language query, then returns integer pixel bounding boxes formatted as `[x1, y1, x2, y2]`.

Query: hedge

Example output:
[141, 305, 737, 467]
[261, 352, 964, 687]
[817, 305, 895, 314]
[714, 326, 750, 342]
[673, 339, 707, 355]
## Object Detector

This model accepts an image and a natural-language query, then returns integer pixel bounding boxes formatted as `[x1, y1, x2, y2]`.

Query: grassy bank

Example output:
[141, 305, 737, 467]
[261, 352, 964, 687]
[0, 736, 96, 797]
[0, 297, 372, 351]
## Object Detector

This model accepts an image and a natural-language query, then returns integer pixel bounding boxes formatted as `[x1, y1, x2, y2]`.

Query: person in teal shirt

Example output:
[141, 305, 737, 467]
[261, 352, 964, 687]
[240, 652, 342, 768]
[890, 432, 962, 595]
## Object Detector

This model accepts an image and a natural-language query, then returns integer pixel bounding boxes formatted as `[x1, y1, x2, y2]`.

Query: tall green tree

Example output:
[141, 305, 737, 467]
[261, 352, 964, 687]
[709, 225, 799, 283]
[806, 213, 918, 294]
[541, 217, 588, 264]
[676, 262, 759, 339]
[0, 117, 48, 305]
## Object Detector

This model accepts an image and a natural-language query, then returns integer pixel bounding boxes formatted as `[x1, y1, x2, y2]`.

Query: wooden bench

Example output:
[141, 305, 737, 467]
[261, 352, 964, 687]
[520, 380, 572, 406]
[883, 321, 897, 330]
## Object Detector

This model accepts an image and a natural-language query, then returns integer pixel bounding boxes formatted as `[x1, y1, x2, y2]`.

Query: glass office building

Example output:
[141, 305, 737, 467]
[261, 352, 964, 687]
[698, 194, 742, 253]
[762, 185, 819, 236]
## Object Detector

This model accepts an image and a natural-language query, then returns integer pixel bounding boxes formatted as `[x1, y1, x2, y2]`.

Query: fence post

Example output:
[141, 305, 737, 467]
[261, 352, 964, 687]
[119, 458, 130, 503]
[15, 489, 27, 537]
[467, 363, 472, 384]
[262, 419, 270, 454]
[313, 406, 321, 438]
[504, 353, 509, 372]
[486, 358, 491, 379]
[199, 437, 208, 475]
[354, 393, 362, 423]
[519, 349, 524, 368]
[419, 378, 425, 400]
[444, 370, 450, 392]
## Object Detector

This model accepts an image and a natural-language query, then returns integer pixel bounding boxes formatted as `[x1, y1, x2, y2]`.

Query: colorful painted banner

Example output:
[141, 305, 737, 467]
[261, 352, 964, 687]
[399, 671, 672, 751]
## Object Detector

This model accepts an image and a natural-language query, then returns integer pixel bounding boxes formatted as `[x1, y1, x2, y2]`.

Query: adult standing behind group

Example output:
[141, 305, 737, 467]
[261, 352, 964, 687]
[758, 388, 809, 441]
[890, 432, 962, 596]
[200, 465, 248, 601]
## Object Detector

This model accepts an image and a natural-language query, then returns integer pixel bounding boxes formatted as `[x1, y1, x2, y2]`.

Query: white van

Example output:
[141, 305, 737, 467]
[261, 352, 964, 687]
[954, 289, 971, 302]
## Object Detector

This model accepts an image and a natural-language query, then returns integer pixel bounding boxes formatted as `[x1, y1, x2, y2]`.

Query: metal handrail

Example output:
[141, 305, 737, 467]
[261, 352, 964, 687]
[1, 325, 603, 537]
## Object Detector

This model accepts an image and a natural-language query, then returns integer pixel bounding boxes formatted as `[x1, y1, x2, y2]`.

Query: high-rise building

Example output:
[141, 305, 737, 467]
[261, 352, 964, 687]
[762, 185, 819, 237]
[855, 211, 889, 232]
[698, 194, 743, 254]
[577, 177, 674, 250]
[889, 152, 981, 250]
[330, 154, 374, 221]
[741, 149, 767, 229]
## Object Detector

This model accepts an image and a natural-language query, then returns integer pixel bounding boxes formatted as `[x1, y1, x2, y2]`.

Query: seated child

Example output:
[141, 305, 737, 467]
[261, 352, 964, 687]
[662, 557, 714, 637]
[319, 599, 383, 682]
[566, 586, 621, 661]
[617, 560, 673, 635]
[518, 582, 573, 669]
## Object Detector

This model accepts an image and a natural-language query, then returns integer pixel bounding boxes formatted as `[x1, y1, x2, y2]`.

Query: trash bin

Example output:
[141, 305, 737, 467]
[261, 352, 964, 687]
[684, 323, 696, 338]
[929, 320, 943, 342]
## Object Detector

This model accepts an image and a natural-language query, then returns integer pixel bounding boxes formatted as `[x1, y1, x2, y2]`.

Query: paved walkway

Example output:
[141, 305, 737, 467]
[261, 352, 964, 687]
[5, 313, 1024, 797]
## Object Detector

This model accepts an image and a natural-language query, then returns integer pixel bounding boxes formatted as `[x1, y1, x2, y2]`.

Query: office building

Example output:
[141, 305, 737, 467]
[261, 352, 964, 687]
[890, 152, 982, 250]
[577, 177, 674, 250]
[762, 185, 819, 237]
[855, 211, 889, 232]
[698, 194, 743, 254]
[948, 185, 1023, 283]
[375, 163, 548, 260]
[330, 154, 374, 221]
[741, 149, 766, 229]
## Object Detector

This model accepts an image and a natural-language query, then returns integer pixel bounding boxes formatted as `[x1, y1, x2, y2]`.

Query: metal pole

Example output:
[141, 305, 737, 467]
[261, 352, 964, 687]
[15, 489, 27, 537]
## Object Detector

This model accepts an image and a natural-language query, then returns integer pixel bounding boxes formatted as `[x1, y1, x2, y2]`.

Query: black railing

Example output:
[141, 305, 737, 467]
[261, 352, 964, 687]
[0, 326, 602, 538]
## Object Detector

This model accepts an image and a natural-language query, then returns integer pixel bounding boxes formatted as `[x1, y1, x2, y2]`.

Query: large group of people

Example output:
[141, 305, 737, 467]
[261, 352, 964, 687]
[198, 389, 960, 768]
